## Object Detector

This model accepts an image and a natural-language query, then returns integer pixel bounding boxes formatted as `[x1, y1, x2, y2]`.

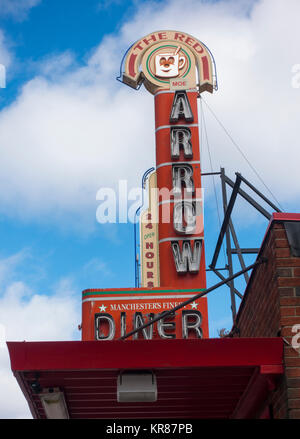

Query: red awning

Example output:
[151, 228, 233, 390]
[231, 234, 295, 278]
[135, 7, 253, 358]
[7, 337, 283, 419]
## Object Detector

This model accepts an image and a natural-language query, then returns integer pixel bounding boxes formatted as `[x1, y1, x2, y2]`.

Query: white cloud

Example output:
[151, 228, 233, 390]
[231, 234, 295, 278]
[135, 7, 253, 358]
[0, 250, 29, 284]
[97, 0, 123, 11]
[0, 251, 81, 419]
[0, 0, 41, 20]
[0, 29, 12, 69]
[83, 257, 112, 276]
[0, 68, 154, 229]
[0, 350, 32, 419]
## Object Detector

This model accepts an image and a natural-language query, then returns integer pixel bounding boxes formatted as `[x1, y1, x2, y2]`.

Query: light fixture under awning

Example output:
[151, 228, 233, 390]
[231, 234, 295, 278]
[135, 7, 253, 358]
[117, 371, 157, 402]
[39, 388, 69, 419]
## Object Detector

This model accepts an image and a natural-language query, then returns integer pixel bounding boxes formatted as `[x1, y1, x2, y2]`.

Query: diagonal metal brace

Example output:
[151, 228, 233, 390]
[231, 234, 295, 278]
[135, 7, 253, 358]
[119, 258, 267, 340]
[210, 174, 242, 269]
[210, 268, 243, 299]
[224, 175, 272, 220]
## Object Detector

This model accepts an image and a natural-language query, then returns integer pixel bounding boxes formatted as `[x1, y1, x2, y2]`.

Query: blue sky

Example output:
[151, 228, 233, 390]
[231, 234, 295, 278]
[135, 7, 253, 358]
[1, 0, 145, 105]
[0, 0, 143, 292]
[0, 0, 299, 418]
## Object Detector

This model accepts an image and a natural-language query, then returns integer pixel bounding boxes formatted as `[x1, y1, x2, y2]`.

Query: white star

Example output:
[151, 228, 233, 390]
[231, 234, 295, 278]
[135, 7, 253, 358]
[190, 301, 198, 309]
[99, 304, 107, 312]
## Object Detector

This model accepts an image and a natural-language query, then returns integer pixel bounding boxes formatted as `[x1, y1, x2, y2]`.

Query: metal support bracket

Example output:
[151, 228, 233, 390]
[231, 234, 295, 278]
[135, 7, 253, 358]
[203, 168, 281, 321]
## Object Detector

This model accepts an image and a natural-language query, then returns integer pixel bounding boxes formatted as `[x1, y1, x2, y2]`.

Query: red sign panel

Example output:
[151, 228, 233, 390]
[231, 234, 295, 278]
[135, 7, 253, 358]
[81, 287, 209, 341]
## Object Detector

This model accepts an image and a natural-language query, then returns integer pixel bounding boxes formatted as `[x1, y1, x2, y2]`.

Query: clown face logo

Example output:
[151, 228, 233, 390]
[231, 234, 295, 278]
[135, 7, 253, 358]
[155, 46, 186, 78]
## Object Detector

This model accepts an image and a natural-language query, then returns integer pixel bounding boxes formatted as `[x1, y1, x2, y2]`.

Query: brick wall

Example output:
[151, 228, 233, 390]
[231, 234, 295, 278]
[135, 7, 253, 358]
[233, 220, 300, 419]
